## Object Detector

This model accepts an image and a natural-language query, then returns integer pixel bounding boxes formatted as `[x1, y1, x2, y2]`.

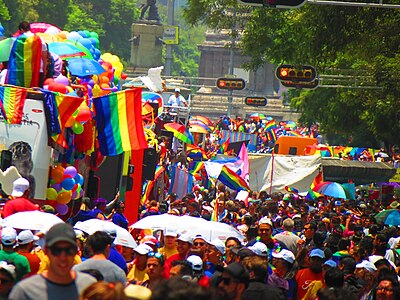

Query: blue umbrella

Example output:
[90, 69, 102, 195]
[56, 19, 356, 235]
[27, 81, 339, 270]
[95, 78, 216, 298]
[375, 209, 400, 226]
[48, 42, 85, 58]
[312, 181, 350, 199]
[67, 58, 105, 77]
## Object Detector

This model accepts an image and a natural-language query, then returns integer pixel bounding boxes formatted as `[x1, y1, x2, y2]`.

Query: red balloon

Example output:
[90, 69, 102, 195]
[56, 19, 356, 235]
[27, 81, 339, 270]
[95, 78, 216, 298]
[75, 107, 92, 123]
[49, 82, 67, 94]
[44, 78, 55, 86]
[121, 73, 128, 80]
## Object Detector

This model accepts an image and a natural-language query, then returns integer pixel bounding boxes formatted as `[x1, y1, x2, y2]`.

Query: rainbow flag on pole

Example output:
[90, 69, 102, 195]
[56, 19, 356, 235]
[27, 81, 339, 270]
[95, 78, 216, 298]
[43, 91, 84, 148]
[218, 165, 250, 191]
[93, 89, 147, 156]
[6, 34, 42, 88]
[0, 86, 27, 124]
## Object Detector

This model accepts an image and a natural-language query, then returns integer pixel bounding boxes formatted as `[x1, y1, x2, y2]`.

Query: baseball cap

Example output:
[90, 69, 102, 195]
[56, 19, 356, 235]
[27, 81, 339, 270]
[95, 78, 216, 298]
[272, 249, 295, 264]
[193, 234, 209, 244]
[133, 243, 153, 255]
[356, 260, 377, 273]
[45, 223, 77, 248]
[324, 260, 337, 268]
[11, 177, 29, 197]
[164, 228, 178, 237]
[259, 217, 273, 227]
[247, 242, 268, 257]
[186, 255, 203, 271]
[141, 235, 158, 246]
[309, 248, 325, 259]
[17, 230, 39, 245]
[177, 234, 193, 244]
[220, 262, 250, 287]
[1, 227, 17, 246]
[101, 224, 117, 240]
[174, 88, 180, 92]
[334, 200, 342, 206]
[209, 238, 226, 254]
[0, 261, 16, 281]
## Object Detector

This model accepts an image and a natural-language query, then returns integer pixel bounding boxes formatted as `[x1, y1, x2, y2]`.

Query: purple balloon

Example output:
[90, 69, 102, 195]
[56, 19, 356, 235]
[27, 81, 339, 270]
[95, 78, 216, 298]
[55, 75, 69, 86]
[51, 183, 62, 193]
[64, 166, 77, 178]
[56, 203, 69, 215]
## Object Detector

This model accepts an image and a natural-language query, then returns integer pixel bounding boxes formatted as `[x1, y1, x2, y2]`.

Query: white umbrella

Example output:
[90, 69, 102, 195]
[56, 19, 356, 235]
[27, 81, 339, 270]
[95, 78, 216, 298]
[3, 211, 64, 232]
[74, 219, 137, 249]
[130, 214, 244, 242]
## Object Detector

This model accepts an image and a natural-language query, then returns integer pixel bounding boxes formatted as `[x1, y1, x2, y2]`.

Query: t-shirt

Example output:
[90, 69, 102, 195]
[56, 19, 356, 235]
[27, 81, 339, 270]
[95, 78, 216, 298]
[167, 94, 187, 107]
[112, 213, 128, 230]
[18, 252, 40, 277]
[109, 247, 128, 274]
[2, 198, 38, 218]
[295, 268, 324, 300]
[158, 246, 178, 259]
[127, 264, 149, 283]
[73, 259, 127, 285]
[0, 250, 30, 281]
[8, 272, 96, 300]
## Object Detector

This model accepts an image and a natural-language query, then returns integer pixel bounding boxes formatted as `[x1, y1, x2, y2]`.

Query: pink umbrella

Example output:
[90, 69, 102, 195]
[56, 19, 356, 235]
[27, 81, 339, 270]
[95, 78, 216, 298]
[13, 22, 61, 36]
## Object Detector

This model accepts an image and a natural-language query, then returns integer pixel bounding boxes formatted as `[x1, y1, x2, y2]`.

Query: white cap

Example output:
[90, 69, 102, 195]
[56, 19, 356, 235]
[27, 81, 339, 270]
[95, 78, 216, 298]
[259, 217, 273, 227]
[272, 249, 295, 264]
[209, 238, 226, 254]
[11, 178, 29, 197]
[134, 243, 153, 255]
[177, 234, 193, 244]
[0, 261, 16, 281]
[248, 242, 268, 257]
[356, 260, 377, 273]
[174, 88, 180, 92]
[17, 230, 39, 245]
[193, 234, 209, 244]
[164, 228, 178, 237]
[1, 227, 17, 246]
[186, 255, 203, 271]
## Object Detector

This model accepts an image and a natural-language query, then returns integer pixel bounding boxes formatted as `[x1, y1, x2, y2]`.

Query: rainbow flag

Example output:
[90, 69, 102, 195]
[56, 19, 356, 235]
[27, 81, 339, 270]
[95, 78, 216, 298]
[306, 171, 323, 200]
[141, 165, 165, 204]
[218, 137, 230, 154]
[0, 86, 27, 124]
[218, 165, 250, 191]
[285, 186, 299, 194]
[265, 120, 276, 132]
[189, 161, 204, 174]
[43, 91, 84, 148]
[267, 129, 277, 143]
[6, 34, 42, 88]
[93, 89, 147, 156]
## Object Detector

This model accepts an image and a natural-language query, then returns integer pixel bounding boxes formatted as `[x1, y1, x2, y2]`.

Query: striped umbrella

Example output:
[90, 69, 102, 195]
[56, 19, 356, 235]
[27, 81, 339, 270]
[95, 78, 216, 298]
[164, 122, 193, 144]
[190, 115, 213, 126]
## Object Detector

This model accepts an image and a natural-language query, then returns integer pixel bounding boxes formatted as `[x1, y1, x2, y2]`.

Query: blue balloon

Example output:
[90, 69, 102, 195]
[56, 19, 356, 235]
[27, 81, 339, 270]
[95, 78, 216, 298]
[74, 173, 84, 186]
[80, 38, 92, 50]
[61, 178, 75, 190]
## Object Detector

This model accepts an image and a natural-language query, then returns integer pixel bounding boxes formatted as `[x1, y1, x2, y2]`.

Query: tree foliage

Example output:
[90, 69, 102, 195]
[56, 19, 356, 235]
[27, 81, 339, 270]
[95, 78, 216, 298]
[183, 1, 400, 148]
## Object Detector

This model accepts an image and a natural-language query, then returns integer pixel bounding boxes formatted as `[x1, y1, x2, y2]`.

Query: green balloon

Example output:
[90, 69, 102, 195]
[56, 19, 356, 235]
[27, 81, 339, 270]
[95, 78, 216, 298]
[72, 122, 84, 134]
[90, 31, 99, 39]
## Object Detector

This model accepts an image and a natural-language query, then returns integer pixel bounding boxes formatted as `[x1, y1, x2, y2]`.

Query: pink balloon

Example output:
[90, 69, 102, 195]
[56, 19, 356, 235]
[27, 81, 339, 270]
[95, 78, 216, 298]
[56, 203, 69, 215]
[64, 166, 77, 178]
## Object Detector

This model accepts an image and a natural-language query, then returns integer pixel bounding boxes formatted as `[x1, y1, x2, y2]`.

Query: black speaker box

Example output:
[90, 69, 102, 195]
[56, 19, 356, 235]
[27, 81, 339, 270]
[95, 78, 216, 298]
[142, 148, 158, 181]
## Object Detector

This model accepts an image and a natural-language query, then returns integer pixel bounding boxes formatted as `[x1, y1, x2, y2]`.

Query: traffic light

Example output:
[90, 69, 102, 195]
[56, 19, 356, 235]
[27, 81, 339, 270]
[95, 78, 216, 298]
[276, 64, 317, 82]
[281, 79, 319, 89]
[245, 97, 267, 106]
[238, 0, 307, 8]
[216, 78, 246, 90]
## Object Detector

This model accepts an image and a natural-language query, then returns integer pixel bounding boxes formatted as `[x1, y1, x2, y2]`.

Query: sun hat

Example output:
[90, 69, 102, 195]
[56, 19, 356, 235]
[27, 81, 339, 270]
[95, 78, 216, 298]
[272, 249, 295, 264]
[11, 178, 29, 197]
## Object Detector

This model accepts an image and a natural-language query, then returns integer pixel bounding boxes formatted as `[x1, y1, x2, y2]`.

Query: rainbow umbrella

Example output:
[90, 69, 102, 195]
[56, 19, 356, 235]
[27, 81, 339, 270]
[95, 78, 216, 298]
[164, 122, 193, 144]
[375, 209, 400, 226]
[48, 42, 86, 58]
[190, 115, 213, 126]
[250, 113, 266, 119]
[63, 40, 93, 60]
[189, 123, 211, 134]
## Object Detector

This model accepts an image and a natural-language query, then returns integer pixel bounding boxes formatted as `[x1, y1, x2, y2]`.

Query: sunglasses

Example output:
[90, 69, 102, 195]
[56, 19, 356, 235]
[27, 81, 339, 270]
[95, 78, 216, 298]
[49, 246, 77, 256]
[193, 242, 206, 247]
[147, 252, 164, 264]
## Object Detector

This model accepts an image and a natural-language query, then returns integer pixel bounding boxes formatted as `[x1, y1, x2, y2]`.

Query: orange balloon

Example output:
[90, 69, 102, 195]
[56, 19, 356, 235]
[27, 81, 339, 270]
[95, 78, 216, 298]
[51, 166, 65, 183]
[65, 115, 76, 128]
[56, 191, 72, 204]
[100, 76, 109, 85]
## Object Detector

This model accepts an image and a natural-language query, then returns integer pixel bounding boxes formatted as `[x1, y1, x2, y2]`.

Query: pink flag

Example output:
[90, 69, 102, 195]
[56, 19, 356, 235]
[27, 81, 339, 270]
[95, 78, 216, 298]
[238, 142, 249, 183]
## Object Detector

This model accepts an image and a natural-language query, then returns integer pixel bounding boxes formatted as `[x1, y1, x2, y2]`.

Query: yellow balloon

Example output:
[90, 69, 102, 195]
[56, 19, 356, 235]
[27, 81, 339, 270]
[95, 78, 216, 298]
[92, 74, 99, 83]
[46, 188, 58, 200]
[56, 191, 72, 204]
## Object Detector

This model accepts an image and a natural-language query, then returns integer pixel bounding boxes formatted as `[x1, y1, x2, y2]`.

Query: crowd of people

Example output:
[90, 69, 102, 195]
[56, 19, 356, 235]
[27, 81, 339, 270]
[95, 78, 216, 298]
[1, 170, 400, 300]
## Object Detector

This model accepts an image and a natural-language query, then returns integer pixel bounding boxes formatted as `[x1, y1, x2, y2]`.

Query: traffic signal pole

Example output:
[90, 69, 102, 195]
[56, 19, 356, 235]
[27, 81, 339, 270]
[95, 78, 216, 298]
[227, 9, 236, 117]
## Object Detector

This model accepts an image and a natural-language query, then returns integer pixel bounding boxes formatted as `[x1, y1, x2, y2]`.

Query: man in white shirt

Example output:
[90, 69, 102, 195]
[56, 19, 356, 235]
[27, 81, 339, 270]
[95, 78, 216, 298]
[167, 88, 188, 108]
